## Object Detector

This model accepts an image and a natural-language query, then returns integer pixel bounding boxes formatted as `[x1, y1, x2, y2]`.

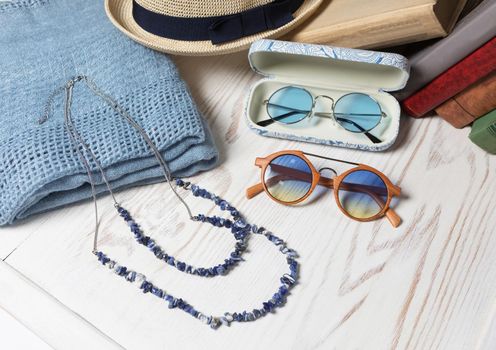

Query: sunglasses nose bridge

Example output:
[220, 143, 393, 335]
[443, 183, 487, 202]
[317, 167, 337, 188]
[318, 167, 337, 177]
[314, 95, 335, 108]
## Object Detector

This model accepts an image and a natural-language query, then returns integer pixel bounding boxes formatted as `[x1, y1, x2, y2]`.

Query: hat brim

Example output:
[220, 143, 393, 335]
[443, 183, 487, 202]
[105, 0, 323, 56]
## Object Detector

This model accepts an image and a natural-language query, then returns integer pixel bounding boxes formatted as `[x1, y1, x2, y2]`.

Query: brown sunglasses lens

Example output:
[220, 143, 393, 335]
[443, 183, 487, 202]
[264, 154, 313, 203]
[337, 170, 388, 219]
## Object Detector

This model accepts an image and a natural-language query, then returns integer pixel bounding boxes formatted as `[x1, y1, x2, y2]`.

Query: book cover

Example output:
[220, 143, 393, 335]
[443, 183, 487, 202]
[469, 109, 496, 154]
[459, 0, 486, 18]
[402, 37, 496, 118]
[435, 73, 496, 128]
[286, 0, 467, 49]
[395, 0, 496, 100]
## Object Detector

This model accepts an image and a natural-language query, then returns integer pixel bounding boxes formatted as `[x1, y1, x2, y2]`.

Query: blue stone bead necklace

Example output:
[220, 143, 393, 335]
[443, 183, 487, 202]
[43, 76, 299, 329]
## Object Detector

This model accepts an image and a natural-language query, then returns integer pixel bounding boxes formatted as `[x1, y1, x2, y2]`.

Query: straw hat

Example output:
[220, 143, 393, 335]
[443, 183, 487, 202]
[105, 0, 323, 56]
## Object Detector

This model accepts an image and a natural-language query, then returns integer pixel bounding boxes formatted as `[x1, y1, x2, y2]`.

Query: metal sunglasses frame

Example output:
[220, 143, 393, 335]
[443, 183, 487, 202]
[257, 86, 387, 144]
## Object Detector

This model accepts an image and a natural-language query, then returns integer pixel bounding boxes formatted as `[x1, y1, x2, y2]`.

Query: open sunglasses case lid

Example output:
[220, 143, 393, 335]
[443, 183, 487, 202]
[245, 39, 410, 151]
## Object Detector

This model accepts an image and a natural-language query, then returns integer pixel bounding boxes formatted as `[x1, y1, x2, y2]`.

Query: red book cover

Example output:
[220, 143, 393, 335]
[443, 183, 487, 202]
[402, 37, 496, 118]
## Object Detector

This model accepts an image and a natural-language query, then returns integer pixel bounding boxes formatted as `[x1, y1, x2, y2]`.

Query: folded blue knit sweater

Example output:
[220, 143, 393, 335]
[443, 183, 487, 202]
[0, 0, 219, 225]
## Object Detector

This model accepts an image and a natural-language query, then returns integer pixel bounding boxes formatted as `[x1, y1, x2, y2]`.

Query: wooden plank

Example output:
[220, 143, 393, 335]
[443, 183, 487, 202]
[479, 309, 496, 350]
[0, 261, 123, 350]
[0, 306, 53, 350]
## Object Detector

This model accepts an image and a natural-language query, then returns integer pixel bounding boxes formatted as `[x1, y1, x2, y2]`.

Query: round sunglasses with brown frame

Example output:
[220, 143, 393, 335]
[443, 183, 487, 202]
[245, 150, 402, 228]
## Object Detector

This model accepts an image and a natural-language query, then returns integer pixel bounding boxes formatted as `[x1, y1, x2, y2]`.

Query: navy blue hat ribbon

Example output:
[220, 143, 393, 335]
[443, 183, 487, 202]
[132, 0, 304, 45]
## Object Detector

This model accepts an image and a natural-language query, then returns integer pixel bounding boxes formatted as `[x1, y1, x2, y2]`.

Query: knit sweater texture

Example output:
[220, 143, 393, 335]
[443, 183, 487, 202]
[0, 0, 219, 225]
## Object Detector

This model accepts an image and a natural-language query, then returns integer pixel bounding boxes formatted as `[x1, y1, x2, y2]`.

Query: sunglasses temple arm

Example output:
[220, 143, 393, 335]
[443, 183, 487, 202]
[257, 111, 307, 127]
[246, 182, 264, 199]
[335, 117, 382, 144]
[385, 209, 402, 228]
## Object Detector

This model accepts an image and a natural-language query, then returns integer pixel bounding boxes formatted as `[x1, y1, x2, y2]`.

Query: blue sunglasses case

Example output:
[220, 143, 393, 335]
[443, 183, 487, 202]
[245, 39, 410, 151]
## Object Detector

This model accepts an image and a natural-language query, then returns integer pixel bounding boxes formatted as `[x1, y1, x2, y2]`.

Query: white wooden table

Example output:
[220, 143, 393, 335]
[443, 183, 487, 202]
[1, 52, 495, 350]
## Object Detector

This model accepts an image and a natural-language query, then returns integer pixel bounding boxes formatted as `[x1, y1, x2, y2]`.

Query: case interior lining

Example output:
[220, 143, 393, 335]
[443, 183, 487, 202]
[250, 51, 407, 91]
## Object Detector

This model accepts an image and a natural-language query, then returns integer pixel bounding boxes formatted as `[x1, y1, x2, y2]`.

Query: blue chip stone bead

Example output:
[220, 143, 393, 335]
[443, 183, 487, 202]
[279, 285, 289, 296]
[141, 236, 150, 246]
[285, 249, 298, 258]
[216, 266, 226, 275]
[272, 292, 284, 305]
[134, 273, 146, 285]
[187, 307, 198, 317]
[117, 206, 127, 216]
[234, 218, 247, 228]
[140, 281, 153, 293]
[263, 301, 275, 312]
[146, 239, 156, 249]
[219, 200, 229, 210]
[154, 249, 163, 259]
[224, 313, 234, 323]
[235, 242, 246, 251]
[96, 252, 110, 265]
[125, 271, 136, 282]
[114, 265, 126, 276]
[175, 179, 184, 187]
[151, 287, 163, 298]
[176, 298, 185, 309]
[176, 261, 186, 271]
[220, 317, 230, 326]
[253, 309, 262, 318]
[168, 298, 178, 309]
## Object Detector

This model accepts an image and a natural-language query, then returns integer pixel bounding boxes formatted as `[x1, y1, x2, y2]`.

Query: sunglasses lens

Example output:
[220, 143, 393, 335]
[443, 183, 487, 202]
[337, 170, 388, 220]
[264, 154, 313, 203]
[334, 93, 382, 133]
[267, 87, 312, 124]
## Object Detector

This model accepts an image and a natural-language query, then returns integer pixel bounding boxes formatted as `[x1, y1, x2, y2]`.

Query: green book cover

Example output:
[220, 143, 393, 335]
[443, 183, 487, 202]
[469, 109, 496, 154]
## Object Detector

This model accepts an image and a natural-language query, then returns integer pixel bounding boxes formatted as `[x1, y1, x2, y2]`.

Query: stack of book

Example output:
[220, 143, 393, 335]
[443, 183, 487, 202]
[287, 0, 496, 153]
[398, 0, 496, 153]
